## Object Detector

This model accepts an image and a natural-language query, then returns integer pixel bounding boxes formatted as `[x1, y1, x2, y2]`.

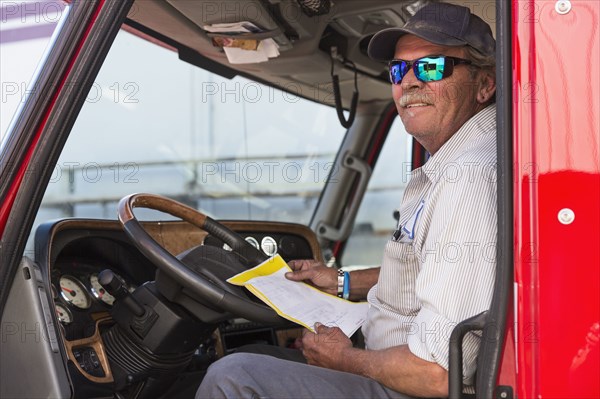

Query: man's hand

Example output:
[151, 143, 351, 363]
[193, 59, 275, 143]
[285, 260, 337, 295]
[301, 323, 352, 369]
[301, 327, 449, 397]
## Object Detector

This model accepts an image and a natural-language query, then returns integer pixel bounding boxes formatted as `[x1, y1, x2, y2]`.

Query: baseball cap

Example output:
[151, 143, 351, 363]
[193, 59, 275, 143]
[368, 3, 495, 61]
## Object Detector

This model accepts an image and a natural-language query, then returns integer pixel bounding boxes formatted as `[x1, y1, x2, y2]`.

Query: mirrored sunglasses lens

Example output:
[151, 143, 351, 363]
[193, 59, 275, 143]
[389, 62, 408, 84]
[415, 57, 446, 81]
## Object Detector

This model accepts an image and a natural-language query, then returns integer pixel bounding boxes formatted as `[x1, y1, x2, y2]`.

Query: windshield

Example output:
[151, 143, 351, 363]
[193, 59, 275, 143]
[36, 29, 346, 228]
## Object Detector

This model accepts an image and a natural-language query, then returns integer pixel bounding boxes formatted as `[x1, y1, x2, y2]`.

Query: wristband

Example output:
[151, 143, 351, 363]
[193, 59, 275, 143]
[337, 269, 344, 298]
[342, 271, 350, 300]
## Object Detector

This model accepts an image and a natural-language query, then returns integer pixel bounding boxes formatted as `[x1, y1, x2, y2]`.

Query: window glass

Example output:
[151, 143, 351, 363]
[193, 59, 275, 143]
[34, 29, 346, 232]
[341, 117, 412, 267]
[0, 0, 66, 145]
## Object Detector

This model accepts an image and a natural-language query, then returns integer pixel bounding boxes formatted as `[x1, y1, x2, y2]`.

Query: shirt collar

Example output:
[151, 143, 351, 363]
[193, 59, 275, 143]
[421, 103, 496, 181]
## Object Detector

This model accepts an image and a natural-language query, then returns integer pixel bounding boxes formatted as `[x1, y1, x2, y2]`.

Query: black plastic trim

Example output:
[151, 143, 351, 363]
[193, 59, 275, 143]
[448, 2, 513, 396]
[476, 0, 514, 397]
[124, 18, 238, 80]
[449, 311, 488, 398]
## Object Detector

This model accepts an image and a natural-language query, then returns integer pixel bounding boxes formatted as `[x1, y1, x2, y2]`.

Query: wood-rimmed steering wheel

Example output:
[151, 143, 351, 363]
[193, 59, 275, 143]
[118, 193, 281, 323]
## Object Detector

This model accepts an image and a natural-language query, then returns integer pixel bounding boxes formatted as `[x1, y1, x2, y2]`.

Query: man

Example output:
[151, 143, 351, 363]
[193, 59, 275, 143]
[197, 3, 497, 398]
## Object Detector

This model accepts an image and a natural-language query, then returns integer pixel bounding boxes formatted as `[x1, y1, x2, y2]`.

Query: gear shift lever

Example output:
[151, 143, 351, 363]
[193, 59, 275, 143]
[98, 269, 145, 317]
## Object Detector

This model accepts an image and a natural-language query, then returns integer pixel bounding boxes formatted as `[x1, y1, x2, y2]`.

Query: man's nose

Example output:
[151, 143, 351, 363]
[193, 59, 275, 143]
[401, 67, 423, 91]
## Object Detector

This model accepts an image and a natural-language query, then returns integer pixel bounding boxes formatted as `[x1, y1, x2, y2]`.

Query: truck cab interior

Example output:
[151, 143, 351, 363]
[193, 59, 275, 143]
[4, 0, 597, 398]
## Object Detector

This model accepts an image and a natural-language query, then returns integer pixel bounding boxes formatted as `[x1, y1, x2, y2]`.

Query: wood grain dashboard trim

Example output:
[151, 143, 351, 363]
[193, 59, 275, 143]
[64, 313, 114, 383]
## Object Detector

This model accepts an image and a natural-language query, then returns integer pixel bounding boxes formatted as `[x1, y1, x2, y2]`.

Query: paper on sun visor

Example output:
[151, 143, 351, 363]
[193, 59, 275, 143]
[203, 21, 262, 34]
[221, 39, 279, 64]
[227, 255, 369, 337]
[222, 46, 268, 64]
[204, 21, 280, 64]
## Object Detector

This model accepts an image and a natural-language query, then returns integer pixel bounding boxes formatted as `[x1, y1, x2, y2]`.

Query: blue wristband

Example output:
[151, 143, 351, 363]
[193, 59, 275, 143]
[342, 271, 350, 300]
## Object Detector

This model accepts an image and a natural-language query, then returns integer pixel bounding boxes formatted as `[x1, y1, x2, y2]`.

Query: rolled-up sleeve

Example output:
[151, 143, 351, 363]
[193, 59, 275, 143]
[407, 307, 483, 386]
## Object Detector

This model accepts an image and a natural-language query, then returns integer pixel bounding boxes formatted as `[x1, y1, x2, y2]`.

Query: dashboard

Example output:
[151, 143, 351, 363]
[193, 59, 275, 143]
[34, 218, 320, 393]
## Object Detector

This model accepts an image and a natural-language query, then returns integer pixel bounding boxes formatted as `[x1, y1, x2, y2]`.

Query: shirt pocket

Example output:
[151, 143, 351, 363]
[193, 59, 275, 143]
[378, 240, 421, 315]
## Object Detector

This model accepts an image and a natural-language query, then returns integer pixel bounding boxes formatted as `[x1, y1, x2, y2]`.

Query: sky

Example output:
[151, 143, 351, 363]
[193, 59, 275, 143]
[0, 0, 63, 140]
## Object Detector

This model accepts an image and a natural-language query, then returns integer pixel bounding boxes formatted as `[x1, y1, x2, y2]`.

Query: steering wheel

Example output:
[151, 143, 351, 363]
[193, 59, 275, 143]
[117, 193, 282, 324]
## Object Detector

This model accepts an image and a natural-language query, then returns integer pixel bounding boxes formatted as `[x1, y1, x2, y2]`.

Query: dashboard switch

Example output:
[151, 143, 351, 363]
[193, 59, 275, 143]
[73, 347, 105, 378]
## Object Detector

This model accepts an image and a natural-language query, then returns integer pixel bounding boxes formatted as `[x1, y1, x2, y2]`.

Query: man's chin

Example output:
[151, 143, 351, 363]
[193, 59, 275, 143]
[400, 109, 434, 131]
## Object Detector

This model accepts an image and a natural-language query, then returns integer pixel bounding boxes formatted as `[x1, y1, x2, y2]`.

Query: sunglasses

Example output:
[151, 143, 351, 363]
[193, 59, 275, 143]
[388, 55, 474, 85]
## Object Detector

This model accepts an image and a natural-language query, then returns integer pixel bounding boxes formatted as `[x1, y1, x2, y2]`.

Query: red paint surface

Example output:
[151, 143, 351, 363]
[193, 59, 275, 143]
[0, 2, 105, 237]
[509, 1, 600, 397]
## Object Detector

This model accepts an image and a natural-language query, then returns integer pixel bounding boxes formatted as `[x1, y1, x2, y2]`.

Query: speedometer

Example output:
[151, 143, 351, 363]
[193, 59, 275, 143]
[59, 275, 91, 309]
[89, 273, 116, 306]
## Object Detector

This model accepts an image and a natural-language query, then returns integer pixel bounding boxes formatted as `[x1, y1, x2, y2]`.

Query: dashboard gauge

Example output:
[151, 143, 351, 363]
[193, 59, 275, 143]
[55, 303, 72, 325]
[261, 236, 278, 256]
[59, 275, 91, 309]
[244, 236, 260, 250]
[89, 273, 116, 306]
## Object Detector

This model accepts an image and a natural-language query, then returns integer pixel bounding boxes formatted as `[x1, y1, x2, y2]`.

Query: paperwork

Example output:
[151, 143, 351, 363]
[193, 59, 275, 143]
[204, 21, 280, 64]
[223, 40, 279, 64]
[228, 255, 369, 337]
[203, 21, 263, 34]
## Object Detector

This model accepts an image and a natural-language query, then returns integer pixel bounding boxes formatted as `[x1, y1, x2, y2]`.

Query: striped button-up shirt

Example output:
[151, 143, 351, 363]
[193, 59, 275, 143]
[362, 104, 497, 389]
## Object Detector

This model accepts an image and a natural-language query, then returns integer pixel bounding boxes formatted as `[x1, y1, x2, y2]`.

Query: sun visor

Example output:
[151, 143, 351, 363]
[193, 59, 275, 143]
[166, 0, 297, 56]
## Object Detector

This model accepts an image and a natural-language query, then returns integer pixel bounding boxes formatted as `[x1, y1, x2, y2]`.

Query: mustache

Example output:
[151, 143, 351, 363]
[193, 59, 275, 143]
[398, 92, 433, 107]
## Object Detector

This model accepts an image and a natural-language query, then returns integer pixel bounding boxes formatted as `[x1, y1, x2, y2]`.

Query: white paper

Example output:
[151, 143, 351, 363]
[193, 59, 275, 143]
[221, 38, 279, 64]
[223, 46, 269, 64]
[202, 21, 261, 34]
[204, 21, 280, 64]
[228, 255, 369, 337]
[257, 39, 280, 58]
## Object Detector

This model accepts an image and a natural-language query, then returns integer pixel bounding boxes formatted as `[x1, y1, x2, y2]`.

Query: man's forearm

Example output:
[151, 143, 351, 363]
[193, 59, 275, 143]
[347, 267, 380, 301]
[338, 345, 448, 398]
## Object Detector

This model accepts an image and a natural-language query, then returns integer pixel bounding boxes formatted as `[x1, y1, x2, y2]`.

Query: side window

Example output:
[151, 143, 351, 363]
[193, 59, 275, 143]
[1, 1, 66, 142]
[341, 116, 412, 267]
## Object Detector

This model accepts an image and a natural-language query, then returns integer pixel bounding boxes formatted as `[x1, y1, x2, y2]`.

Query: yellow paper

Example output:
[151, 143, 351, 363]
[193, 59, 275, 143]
[227, 255, 369, 336]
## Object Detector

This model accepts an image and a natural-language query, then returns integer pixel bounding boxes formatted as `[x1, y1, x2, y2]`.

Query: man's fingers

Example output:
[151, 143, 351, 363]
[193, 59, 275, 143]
[302, 328, 316, 345]
[287, 260, 302, 271]
[314, 322, 329, 333]
[288, 259, 325, 271]
[285, 269, 314, 281]
[287, 259, 312, 271]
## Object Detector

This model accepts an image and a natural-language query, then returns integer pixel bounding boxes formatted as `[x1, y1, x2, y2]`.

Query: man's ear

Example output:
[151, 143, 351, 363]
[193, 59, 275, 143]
[477, 71, 496, 104]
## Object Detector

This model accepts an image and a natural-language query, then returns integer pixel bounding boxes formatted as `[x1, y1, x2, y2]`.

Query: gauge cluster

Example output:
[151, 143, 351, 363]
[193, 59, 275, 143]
[205, 233, 314, 260]
[50, 259, 137, 339]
